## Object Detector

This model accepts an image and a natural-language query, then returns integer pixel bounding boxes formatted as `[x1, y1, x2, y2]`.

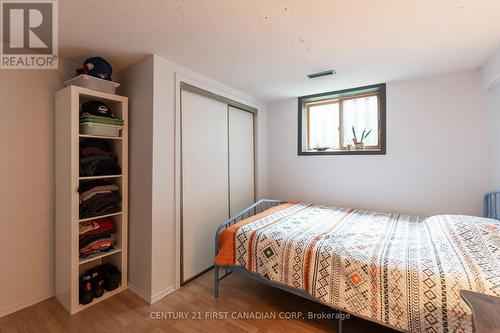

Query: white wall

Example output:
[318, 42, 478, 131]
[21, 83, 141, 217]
[267, 70, 490, 217]
[491, 84, 500, 189]
[482, 48, 500, 89]
[0, 61, 75, 317]
[117, 56, 155, 299]
[119, 55, 267, 302]
[483, 47, 500, 189]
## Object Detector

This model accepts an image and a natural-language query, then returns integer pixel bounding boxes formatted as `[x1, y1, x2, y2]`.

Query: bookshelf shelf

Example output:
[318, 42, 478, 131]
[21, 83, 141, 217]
[79, 248, 122, 265]
[79, 175, 122, 180]
[79, 134, 122, 140]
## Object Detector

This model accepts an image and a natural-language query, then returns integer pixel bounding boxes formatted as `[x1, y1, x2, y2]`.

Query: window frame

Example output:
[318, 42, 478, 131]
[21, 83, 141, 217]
[298, 83, 386, 156]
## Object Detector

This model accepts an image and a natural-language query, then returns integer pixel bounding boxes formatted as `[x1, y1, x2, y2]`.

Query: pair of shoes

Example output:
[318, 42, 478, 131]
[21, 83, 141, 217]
[79, 264, 121, 305]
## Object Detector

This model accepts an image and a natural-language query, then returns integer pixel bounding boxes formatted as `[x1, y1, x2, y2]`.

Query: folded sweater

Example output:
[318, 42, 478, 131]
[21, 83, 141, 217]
[80, 235, 115, 255]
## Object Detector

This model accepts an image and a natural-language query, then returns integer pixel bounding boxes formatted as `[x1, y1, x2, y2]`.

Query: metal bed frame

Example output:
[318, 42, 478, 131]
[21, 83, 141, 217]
[484, 191, 500, 219]
[214, 199, 346, 331]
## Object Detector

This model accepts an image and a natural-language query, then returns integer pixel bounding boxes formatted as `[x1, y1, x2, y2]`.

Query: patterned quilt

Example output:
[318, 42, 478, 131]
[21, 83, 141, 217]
[215, 203, 500, 333]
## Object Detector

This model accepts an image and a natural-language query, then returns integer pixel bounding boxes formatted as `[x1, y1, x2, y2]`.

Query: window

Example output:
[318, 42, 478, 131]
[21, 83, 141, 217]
[298, 83, 386, 155]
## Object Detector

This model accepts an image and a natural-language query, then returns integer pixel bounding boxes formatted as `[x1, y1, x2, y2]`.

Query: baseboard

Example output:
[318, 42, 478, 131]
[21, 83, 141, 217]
[151, 285, 176, 303]
[127, 282, 152, 303]
[0, 283, 177, 317]
[127, 282, 176, 304]
[0, 291, 54, 318]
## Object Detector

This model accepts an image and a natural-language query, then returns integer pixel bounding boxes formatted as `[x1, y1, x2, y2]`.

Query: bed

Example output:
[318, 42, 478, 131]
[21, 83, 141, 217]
[214, 200, 500, 333]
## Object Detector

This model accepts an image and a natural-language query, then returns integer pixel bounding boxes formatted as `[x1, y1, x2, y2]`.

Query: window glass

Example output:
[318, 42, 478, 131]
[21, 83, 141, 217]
[341, 96, 378, 147]
[308, 102, 339, 149]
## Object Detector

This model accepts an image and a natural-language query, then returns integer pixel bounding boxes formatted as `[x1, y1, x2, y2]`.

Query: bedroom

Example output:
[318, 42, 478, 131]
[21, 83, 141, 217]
[0, 1, 499, 332]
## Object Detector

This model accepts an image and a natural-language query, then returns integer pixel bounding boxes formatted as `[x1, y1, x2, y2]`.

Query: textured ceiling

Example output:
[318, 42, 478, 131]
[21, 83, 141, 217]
[59, 0, 500, 101]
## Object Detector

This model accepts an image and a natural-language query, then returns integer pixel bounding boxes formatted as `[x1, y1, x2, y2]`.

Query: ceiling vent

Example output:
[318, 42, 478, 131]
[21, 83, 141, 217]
[306, 69, 336, 79]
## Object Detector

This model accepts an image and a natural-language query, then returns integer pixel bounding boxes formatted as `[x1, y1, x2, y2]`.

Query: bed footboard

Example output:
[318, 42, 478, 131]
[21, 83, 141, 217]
[214, 199, 286, 298]
[484, 190, 500, 219]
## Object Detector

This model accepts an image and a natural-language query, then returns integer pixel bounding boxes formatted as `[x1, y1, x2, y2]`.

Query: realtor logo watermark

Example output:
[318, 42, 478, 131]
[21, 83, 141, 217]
[1, 0, 58, 69]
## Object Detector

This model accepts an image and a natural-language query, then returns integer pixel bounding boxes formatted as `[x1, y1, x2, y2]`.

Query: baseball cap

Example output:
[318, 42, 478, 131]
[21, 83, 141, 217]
[77, 57, 113, 81]
[81, 100, 115, 118]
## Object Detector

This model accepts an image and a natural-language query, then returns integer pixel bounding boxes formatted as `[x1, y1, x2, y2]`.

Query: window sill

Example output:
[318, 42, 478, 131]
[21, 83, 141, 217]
[298, 149, 386, 156]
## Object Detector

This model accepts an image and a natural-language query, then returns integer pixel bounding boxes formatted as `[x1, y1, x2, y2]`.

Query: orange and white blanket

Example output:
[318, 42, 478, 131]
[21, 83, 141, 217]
[215, 203, 500, 333]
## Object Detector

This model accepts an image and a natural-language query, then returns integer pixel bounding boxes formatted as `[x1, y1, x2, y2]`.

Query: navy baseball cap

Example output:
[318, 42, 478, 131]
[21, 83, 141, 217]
[78, 57, 113, 81]
[81, 100, 115, 118]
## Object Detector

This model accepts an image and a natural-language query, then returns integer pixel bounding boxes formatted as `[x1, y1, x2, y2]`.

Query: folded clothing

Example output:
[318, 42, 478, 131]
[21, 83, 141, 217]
[80, 246, 114, 258]
[79, 218, 115, 239]
[80, 146, 114, 157]
[80, 155, 121, 176]
[80, 236, 115, 257]
[80, 236, 114, 251]
[80, 232, 113, 248]
[79, 180, 119, 203]
[80, 139, 111, 152]
[79, 181, 121, 219]
[79, 218, 116, 258]
[79, 180, 116, 194]
[80, 115, 123, 126]
[80, 192, 121, 219]
[79, 139, 121, 176]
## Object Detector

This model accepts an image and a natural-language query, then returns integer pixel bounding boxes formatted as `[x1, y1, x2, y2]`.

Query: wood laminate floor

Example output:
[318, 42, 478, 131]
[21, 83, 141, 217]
[0, 269, 396, 333]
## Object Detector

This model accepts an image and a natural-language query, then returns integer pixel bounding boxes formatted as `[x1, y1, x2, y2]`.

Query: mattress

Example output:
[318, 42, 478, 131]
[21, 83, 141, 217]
[215, 203, 500, 333]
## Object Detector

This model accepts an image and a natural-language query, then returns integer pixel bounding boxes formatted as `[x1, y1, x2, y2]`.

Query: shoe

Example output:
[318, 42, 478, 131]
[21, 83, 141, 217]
[98, 263, 121, 291]
[79, 273, 93, 305]
[88, 268, 105, 298]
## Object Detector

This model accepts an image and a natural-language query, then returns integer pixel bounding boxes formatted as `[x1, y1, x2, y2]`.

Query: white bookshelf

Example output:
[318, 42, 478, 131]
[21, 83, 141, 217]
[55, 85, 128, 314]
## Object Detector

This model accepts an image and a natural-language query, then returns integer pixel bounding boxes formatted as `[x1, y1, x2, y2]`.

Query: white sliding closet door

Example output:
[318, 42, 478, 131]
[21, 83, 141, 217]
[181, 90, 229, 283]
[228, 106, 255, 216]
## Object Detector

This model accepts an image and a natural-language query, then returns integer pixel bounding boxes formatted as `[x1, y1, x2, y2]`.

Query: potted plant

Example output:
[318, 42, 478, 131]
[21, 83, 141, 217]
[349, 127, 372, 150]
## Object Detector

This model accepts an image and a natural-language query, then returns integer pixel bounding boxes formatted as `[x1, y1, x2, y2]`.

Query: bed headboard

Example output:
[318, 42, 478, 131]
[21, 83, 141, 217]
[483, 191, 500, 219]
